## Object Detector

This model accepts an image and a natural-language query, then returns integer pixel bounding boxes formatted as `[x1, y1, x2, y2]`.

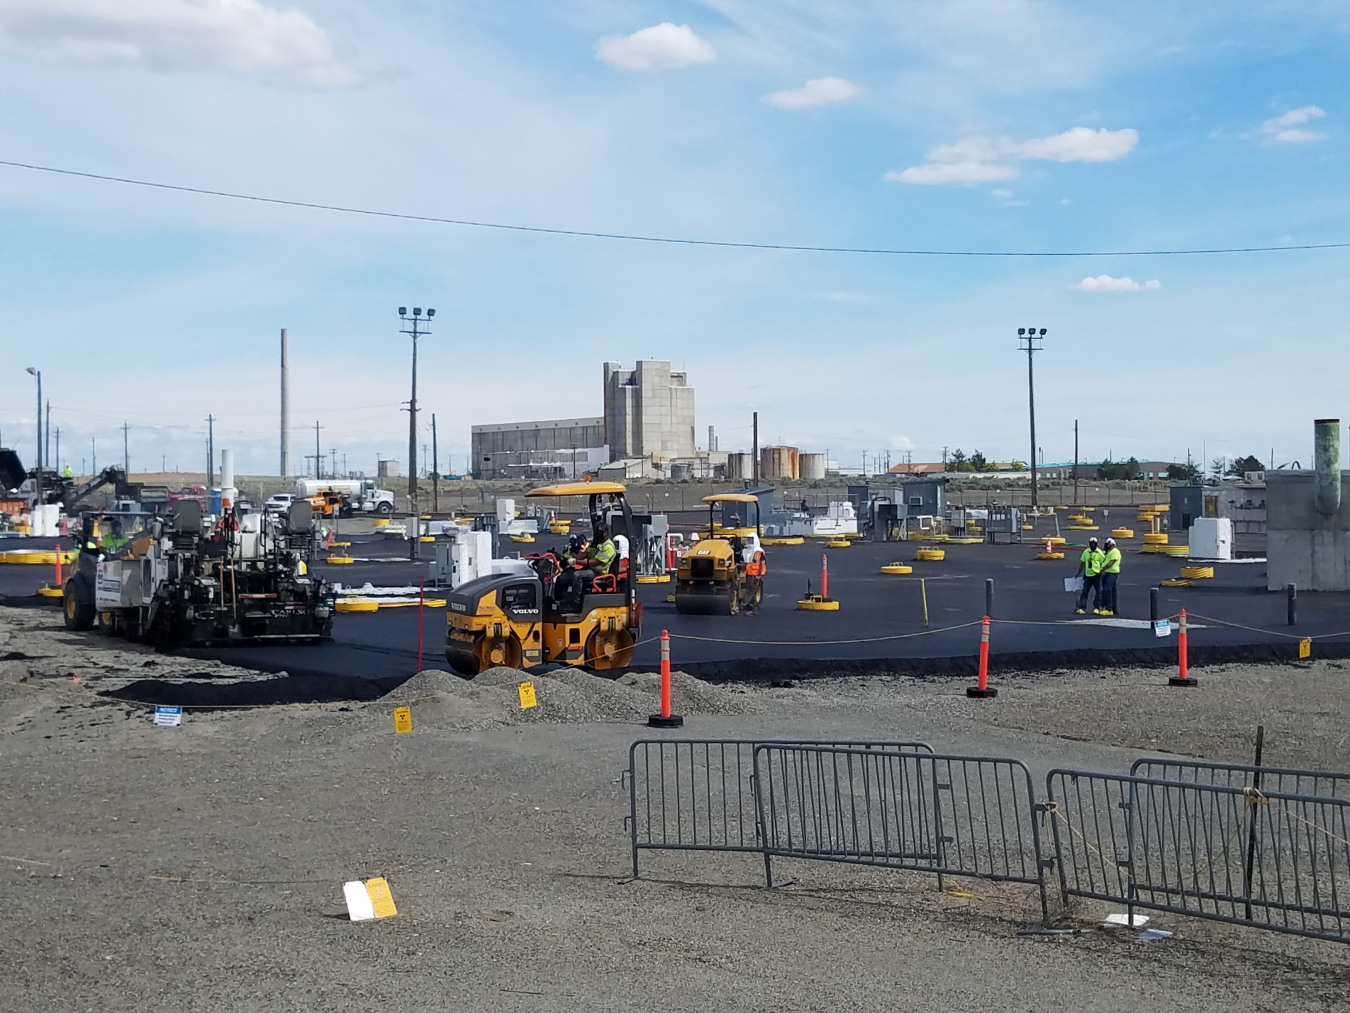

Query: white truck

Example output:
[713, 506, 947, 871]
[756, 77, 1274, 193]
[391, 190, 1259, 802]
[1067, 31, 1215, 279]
[293, 479, 395, 515]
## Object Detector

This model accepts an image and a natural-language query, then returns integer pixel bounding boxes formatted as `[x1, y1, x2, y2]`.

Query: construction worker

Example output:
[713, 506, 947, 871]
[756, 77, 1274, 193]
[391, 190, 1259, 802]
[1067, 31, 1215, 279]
[1098, 537, 1122, 616]
[101, 518, 129, 557]
[557, 525, 617, 608]
[1074, 537, 1104, 615]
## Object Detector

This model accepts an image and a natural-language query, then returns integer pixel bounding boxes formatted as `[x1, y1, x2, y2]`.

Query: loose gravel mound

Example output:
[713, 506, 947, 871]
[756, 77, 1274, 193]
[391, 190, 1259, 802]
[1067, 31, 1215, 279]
[380, 665, 752, 730]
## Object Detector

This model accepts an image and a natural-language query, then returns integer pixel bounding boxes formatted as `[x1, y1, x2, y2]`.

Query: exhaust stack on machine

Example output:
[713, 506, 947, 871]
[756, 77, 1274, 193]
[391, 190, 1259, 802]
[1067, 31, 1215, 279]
[1315, 419, 1340, 516]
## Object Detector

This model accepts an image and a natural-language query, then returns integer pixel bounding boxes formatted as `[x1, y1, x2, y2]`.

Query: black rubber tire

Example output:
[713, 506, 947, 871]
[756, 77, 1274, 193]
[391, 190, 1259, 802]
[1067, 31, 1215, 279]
[376, 502, 393, 515]
[63, 578, 95, 631]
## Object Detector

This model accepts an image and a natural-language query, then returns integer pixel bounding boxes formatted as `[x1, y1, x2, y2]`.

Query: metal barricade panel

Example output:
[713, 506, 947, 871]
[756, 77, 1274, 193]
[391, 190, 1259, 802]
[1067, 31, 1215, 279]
[626, 739, 933, 878]
[1130, 757, 1350, 800]
[1047, 769, 1350, 943]
[753, 746, 1048, 917]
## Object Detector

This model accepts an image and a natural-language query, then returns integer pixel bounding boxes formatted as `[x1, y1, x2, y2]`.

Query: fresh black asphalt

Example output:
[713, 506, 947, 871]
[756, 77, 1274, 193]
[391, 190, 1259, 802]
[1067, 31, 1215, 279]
[6, 521, 1348, 694]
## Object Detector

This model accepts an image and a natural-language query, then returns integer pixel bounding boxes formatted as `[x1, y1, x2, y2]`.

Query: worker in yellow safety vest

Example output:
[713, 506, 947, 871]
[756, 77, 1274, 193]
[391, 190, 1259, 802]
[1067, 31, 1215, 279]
[1074, 537, 1104, 615]
[1097, 537, 1122, 616]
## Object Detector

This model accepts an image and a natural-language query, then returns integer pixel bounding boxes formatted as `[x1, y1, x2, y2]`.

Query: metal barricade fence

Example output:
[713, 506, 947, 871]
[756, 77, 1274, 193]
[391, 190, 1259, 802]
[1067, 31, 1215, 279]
[753, 746, 1049, 919]
[1130, 757, 1350, 800]
[625, 739, 932, 879]
[1046, 769, 1350, 943]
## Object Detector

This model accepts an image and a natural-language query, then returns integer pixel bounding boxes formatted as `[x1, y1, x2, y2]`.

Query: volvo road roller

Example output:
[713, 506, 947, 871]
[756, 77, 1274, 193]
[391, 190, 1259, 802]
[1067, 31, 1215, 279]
[674, 493, 767, 616]
[444, 481, 640, 676]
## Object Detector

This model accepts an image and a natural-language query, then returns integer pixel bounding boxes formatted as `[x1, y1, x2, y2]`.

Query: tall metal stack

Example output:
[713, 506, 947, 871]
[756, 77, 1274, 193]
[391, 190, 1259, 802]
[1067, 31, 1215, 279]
[280, 328, 290, 478]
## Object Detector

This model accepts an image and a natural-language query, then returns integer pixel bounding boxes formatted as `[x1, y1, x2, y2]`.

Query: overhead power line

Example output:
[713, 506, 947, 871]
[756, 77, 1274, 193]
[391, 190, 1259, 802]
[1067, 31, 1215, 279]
[2, 158, 1347, 259]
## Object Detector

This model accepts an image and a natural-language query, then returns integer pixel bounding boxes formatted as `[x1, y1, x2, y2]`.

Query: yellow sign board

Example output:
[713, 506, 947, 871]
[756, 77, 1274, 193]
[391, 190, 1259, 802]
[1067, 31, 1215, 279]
[518, 681, 538, 709]
[1299, 638, 1312, 660]
[393, 706, 412, 733]
[365, 877, 398, 918]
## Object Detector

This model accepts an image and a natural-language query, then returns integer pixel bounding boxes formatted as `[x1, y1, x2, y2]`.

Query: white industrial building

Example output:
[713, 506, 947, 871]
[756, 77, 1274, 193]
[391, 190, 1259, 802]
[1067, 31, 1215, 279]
[603, 361, 696, 463]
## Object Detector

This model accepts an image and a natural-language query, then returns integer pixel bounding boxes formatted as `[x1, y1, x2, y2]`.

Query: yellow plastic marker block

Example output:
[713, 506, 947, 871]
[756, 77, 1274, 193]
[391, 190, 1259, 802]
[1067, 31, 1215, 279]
[393, 707, 412, 734]
[1300, 638, 1312, 660]
[366, 877, 398, 918]
[518, 682, 538, 709]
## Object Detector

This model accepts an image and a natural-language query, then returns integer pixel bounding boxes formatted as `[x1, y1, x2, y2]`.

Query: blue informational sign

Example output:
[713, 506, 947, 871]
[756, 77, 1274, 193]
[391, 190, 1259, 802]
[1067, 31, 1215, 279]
[153, 706, 183, 727]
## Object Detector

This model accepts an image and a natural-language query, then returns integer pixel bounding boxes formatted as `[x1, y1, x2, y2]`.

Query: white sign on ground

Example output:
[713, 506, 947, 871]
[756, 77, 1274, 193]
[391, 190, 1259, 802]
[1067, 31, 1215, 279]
[1154, 620, 1171, 638]
[153, 706, 182, 727]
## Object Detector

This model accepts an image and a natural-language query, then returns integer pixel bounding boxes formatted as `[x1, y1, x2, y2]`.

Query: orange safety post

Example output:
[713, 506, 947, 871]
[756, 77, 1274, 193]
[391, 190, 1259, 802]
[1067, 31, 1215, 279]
[821, 554, 829, 601]
[1170, 609, 1197, 686]
[54, 543, 62, 586]
[648, 629, 684, 728]
[966, 615, 998, 698]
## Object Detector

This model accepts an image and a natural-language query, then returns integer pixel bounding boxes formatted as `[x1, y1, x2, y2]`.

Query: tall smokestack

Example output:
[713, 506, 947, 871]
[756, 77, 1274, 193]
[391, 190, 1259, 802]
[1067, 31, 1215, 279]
[1314, 418, 1341, 516]
[280, 328, 290, 477]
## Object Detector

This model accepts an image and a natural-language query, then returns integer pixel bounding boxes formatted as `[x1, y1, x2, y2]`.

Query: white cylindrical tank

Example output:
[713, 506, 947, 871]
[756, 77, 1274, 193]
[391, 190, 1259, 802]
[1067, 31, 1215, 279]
[760, 446, 799, 481]
[221, 448, 235, 490]
[799, 453, 826, 482]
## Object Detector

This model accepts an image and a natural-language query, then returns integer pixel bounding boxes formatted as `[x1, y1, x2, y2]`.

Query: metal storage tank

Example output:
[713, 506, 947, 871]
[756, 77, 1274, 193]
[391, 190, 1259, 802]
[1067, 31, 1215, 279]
[760, 446, 800, 481]
[726, 452, 754, 481]
[799, 453, 826, 482]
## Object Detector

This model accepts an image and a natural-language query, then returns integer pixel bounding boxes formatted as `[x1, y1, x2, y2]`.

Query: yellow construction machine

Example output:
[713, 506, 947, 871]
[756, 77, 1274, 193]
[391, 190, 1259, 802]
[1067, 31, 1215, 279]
[444, 482, 639, 676]
[674, 493, 767, 616]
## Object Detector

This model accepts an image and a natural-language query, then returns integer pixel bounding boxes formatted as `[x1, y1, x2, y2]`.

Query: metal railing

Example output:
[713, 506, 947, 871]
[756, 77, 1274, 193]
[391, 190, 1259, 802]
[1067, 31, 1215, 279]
[754, 746, 1049, 919]
[625, 738, 931, 879]
[1046, 769, 1350, 942]
[1130, 757, 1350, 800]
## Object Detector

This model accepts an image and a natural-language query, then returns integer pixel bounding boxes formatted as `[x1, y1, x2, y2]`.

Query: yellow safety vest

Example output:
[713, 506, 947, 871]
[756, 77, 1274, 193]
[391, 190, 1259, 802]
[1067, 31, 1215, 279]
[1081, 548, 1103, 577]
[1101, 547, 1122, 574]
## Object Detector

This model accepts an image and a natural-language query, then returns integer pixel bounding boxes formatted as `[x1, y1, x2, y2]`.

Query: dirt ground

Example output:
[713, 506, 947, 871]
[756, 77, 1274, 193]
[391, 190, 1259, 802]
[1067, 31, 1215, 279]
[3, 604, 1349, 1013]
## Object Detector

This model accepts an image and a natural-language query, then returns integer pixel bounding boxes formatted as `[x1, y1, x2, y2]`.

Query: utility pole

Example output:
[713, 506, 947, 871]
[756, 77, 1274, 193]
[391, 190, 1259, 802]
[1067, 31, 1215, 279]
[91, 438, 96, 474]
[399, 306, 435, 519]
[330, 447, 337, 477]
[752, 411, 759, 485]
[1018, 327, 1046, 508]
[54, 427, 60, 475]
[206, 415, 214, 488]
[1073, 419, 1079, 505]
[280, 328, 290, 478]
[431, 414, 439, 513]
[314, 421, 322, 481]
[122, 422, 130, 475]
[24, 367, 41, 506]
[45, 400, 51, 467]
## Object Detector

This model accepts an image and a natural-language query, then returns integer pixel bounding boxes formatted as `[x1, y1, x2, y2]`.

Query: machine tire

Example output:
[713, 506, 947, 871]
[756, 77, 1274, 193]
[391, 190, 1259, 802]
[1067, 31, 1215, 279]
[727, 582, 740, 615]
[63, 578, 95, 631]
[97, 611, 116, 637]
[376, 501, 393, 516]
[586, 628, 634, 671]
[674, 591, 733, 617]
[455, 633, 522, 675]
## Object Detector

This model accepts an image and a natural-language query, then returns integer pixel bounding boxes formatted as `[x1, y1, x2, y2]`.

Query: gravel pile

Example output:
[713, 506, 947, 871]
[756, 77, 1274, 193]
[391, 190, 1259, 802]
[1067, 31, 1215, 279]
[380, 665, 754, 730]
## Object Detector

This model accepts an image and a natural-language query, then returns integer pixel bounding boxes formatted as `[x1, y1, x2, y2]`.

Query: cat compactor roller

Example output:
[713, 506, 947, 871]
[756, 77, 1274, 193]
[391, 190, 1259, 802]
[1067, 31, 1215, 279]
[674, 493, 767, 616]
[444, 482, 639, 676]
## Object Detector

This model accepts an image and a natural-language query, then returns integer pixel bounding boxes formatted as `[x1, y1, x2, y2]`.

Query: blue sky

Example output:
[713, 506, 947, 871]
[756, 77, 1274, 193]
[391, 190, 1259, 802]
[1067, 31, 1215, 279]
[0, 0, 1346, 478]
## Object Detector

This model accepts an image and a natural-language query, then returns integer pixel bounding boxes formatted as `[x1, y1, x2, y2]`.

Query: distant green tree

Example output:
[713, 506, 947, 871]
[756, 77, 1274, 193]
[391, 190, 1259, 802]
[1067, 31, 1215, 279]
[1166, 462, 1200, 482]
[1226, 454, 1264, 477]
[1007, 460, 1028, 471]
[1096, 456, 1140, 481]
[947, 449, 966, 473]
[968, 450, 988, 471]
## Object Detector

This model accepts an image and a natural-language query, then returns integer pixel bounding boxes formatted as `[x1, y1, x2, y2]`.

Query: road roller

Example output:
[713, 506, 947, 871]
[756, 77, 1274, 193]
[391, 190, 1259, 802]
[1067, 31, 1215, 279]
[444, 482, 639, 676]
[674, 493, 767, 616]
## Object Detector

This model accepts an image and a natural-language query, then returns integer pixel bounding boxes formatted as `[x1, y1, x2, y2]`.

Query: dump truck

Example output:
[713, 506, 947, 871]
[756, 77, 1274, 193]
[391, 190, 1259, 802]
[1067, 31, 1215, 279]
[444, 481, 639, 675]
[674, 493, 767, 616]
[63, 499, 335, 648]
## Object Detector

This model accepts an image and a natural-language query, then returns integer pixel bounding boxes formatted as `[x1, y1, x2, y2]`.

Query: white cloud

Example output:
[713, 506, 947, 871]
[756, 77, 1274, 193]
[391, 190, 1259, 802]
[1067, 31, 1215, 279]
[596, 23, 716, 71]
[0, 0, 359, 88]
[888, 126, 1137, 185]
[1258, 105, 1326, 143]
[1015, 126, 1139, 162]
[1071, 275, 1162, 292]
[885, 161, 1015, 185]
[763, 76, 860, 110]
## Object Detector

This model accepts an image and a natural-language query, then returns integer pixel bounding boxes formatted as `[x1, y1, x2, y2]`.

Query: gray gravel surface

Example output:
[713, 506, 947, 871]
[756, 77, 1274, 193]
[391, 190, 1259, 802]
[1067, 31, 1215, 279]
[3, 605, 1349, 1012]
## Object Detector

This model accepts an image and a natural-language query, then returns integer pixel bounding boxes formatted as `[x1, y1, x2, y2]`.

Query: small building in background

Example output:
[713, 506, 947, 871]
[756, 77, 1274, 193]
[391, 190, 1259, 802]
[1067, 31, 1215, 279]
[471, 417, 606, 480]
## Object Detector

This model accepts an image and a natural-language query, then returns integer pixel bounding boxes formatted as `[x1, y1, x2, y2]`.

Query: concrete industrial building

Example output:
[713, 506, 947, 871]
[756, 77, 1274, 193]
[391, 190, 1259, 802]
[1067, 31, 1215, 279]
[603, 361, 696, 463]
[471, 417, 607, 480]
